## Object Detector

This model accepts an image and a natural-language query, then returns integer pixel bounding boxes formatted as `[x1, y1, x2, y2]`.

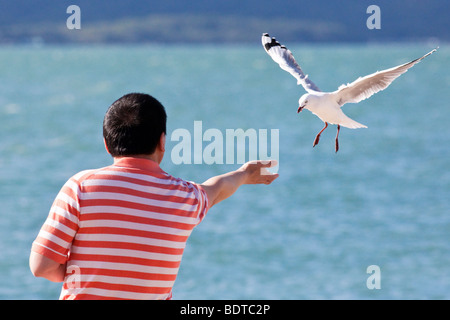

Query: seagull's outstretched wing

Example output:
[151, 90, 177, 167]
[262, 33, 321, 93]
[334, 48, 438, 106]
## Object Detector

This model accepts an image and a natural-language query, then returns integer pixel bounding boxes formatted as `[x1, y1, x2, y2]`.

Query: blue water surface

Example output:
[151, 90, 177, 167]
[0, 43, 448, 299]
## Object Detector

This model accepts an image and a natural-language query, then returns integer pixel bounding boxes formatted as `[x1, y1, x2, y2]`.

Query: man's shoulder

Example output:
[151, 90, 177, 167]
[163, 173, 199, 189]
[69, 166, 111, 183]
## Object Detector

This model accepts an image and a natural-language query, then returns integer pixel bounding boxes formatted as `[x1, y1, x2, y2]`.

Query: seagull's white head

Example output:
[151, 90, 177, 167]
[297, 93, 311, 113]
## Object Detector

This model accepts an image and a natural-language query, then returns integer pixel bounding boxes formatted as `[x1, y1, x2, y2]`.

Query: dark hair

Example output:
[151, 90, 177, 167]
[103, 93, 167, 157]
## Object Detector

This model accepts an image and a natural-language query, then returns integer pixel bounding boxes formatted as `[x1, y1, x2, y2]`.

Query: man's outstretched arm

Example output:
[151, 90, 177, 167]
[200, 160, 279, 208]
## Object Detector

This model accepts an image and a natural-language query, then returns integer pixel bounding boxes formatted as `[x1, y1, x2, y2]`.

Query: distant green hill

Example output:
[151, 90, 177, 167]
[0, 0, 448, 44]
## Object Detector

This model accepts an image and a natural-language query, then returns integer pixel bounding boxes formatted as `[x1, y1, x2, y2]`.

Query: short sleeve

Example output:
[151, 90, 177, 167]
[191, 183, 210, 225]
[31, 176, 81, 264]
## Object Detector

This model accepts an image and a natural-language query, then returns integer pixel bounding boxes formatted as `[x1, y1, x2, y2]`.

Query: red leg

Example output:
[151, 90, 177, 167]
[335, 125, 340, 153]
[313, 122, 328, 147]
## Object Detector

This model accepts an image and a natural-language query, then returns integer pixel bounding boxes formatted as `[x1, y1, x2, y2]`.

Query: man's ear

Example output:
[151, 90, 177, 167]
[159, 133, 166, 152]
[103, 138, 111, 155]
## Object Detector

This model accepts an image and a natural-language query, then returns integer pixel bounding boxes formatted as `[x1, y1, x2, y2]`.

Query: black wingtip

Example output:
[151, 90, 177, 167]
[263, 35, 282, 51]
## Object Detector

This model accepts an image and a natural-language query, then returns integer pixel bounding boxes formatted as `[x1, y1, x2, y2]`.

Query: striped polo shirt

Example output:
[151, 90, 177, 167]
[31, 157, 209, 300]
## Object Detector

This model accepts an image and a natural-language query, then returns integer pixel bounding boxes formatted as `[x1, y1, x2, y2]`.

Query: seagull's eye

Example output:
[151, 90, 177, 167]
[305, 100, 308, 104]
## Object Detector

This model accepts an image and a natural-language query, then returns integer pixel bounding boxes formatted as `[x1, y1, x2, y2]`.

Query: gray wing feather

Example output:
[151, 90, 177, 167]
[335, 48, 437, 106]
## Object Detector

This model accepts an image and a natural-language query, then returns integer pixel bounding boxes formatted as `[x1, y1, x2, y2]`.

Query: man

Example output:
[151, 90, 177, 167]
[30, 93, 278, 299]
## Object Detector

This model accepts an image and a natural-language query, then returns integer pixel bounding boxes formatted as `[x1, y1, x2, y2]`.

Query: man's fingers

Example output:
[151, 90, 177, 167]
[262, 173, 279, 184]
[257, 160, 278, 168]
[240, 160, 279, 184]
[256, 160, 278, 177]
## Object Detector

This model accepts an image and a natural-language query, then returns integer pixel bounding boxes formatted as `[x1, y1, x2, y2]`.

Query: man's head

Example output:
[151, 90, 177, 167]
[103, 93, 167, 158]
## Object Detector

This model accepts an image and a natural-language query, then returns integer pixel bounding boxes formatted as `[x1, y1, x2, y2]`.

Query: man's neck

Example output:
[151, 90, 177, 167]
[113, 153, 162, 165]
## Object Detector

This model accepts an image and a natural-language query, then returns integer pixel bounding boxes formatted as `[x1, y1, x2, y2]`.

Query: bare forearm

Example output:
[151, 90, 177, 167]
[29, 251, 66, 282]
[201, 170, 247, 207]
[42, 263, 66, 282]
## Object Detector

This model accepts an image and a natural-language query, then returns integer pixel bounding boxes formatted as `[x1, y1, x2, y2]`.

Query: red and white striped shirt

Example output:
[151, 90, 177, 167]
[31, 157, 209, 300]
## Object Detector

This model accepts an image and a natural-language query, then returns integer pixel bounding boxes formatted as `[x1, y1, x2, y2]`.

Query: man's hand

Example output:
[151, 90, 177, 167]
[237, 160, 279, 185]
[200, 160, 279, 208]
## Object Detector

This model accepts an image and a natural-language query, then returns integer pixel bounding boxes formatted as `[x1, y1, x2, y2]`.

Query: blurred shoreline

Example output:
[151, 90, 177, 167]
[0, 13, 447, 46]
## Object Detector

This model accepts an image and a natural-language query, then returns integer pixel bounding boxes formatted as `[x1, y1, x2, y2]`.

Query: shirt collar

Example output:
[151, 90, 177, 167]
[112, 157, 165, 174]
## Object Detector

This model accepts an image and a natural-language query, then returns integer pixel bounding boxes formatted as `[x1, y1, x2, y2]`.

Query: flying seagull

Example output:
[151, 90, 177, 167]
[261, 33, 437, 152]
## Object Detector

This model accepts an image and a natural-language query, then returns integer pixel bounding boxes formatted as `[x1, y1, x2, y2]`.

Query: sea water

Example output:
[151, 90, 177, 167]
[0, 43, 448, 299]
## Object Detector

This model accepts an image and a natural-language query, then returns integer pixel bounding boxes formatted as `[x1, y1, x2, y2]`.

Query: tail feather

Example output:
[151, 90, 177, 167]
[337, 109, 367, 129]
[339, 118, 367, 129]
